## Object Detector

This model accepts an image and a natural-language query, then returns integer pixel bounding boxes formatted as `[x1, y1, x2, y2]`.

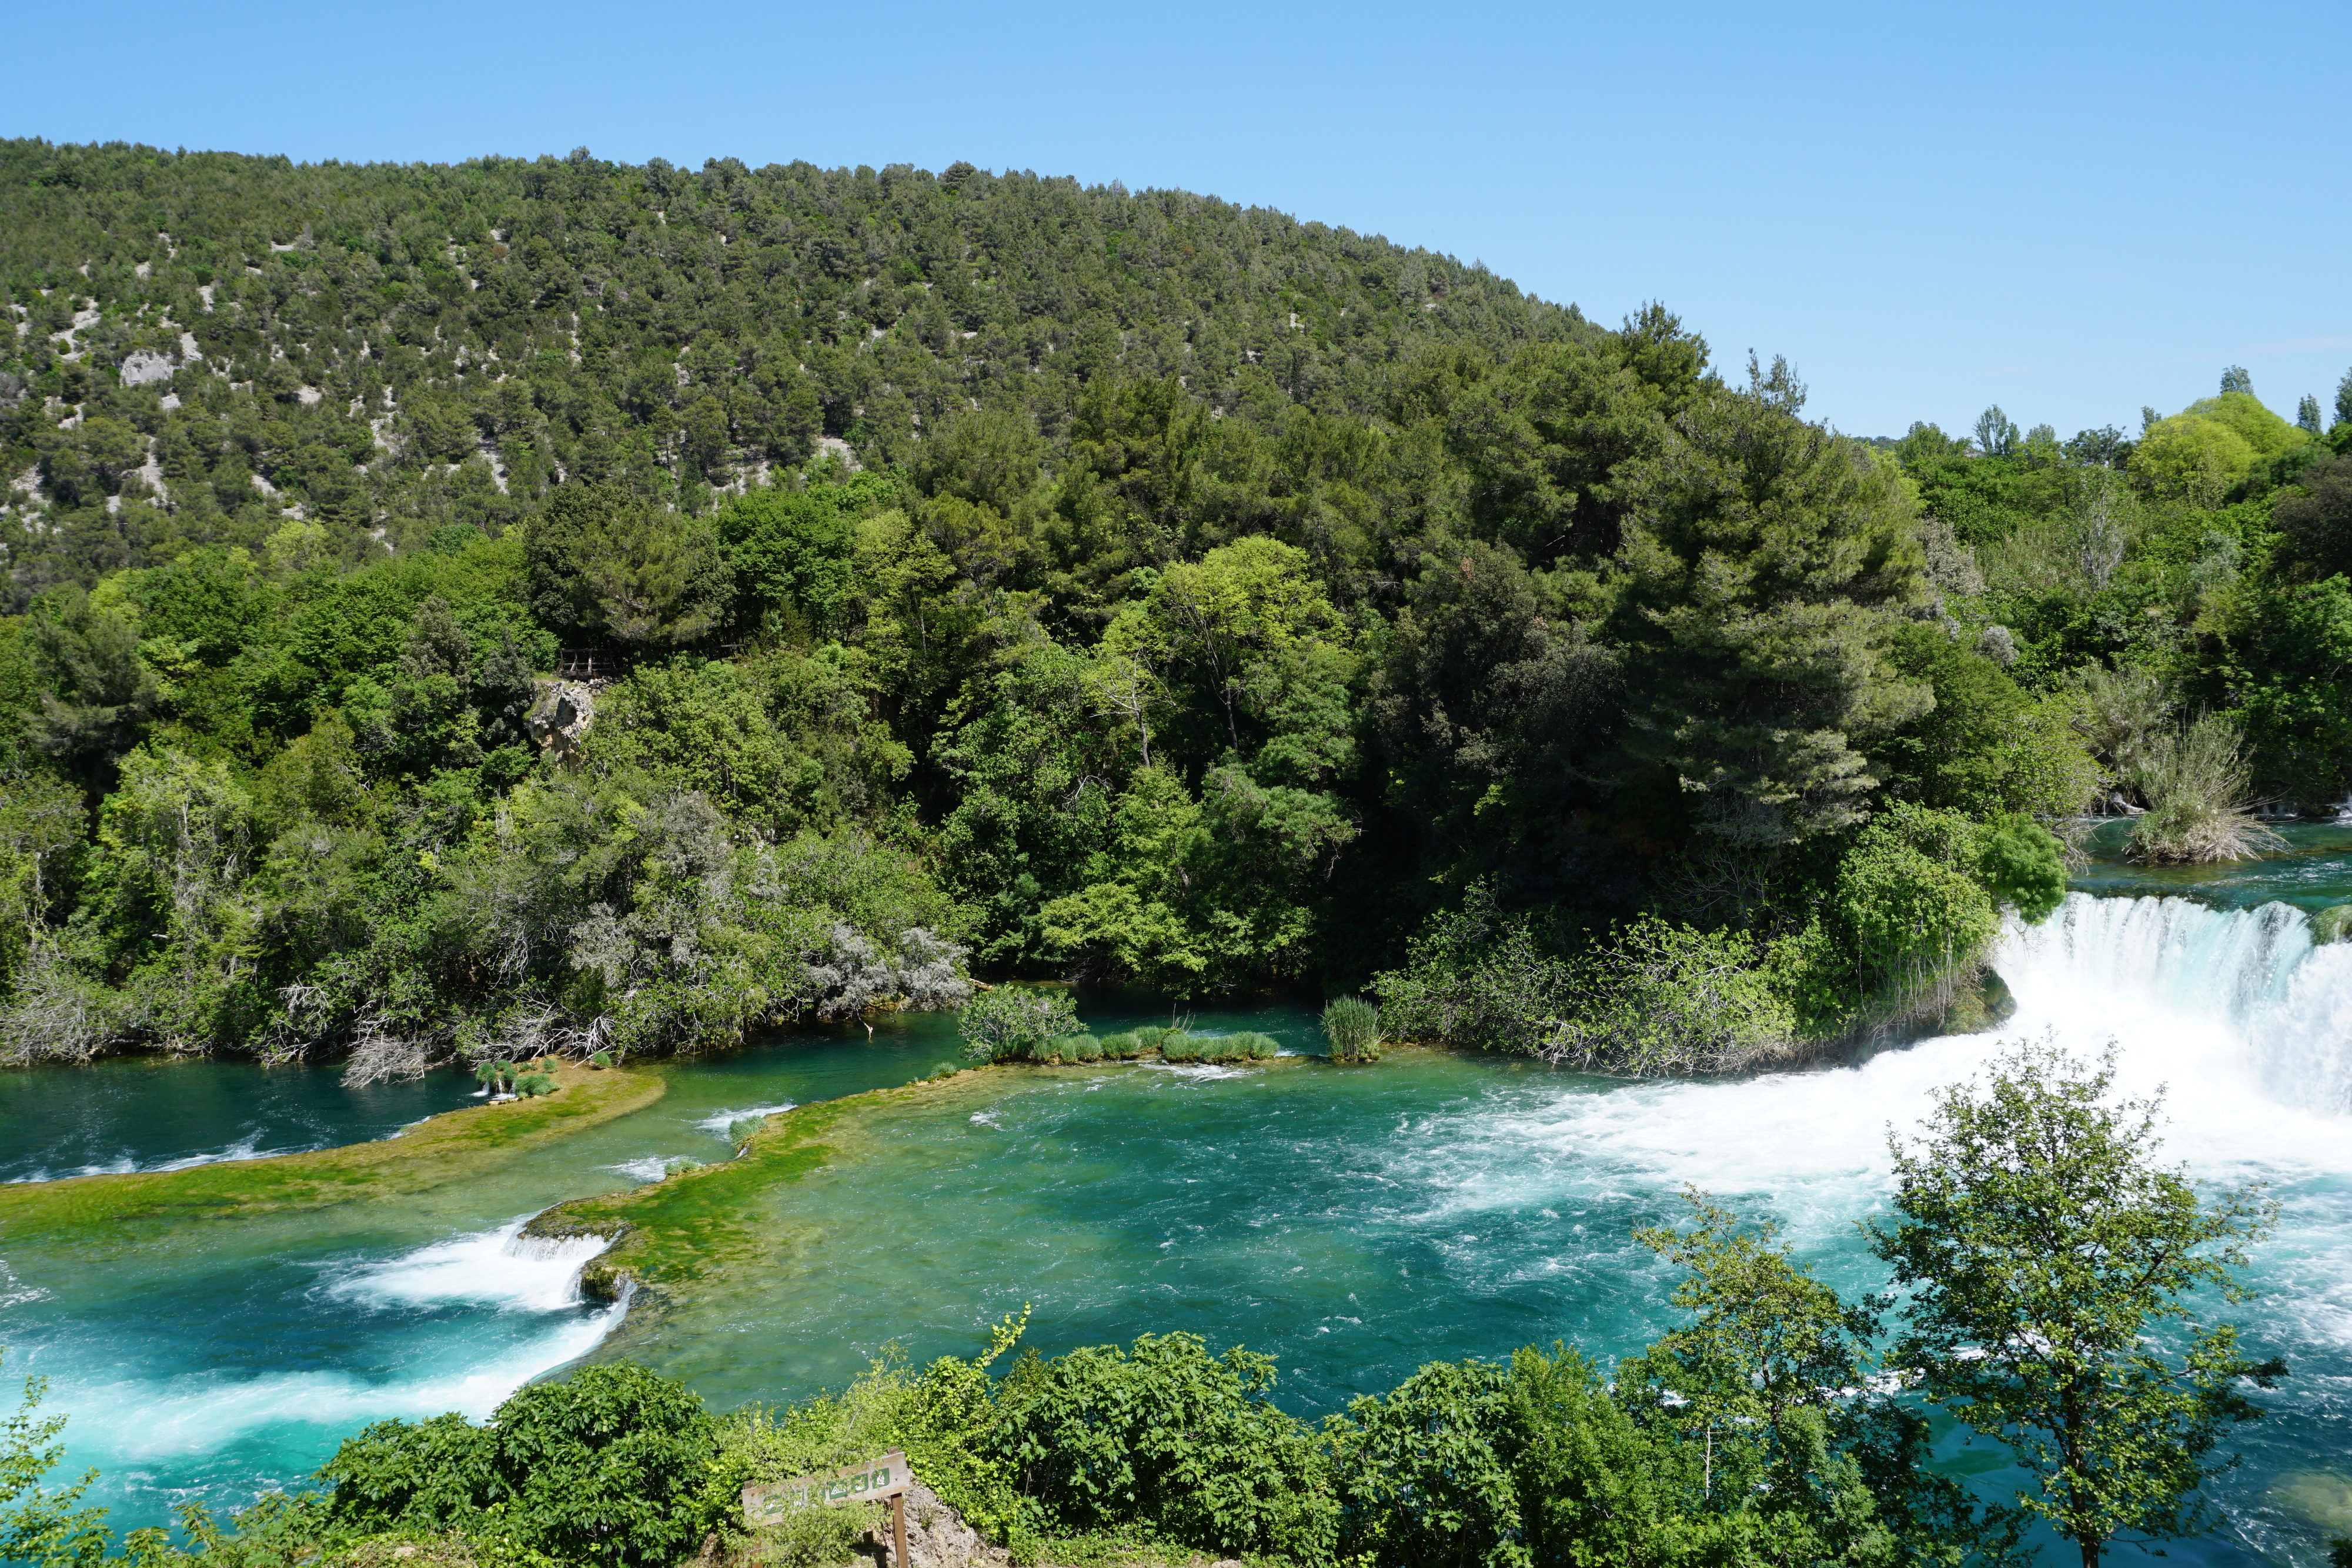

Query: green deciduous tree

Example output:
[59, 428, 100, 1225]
[1869, 1038, 2284, 1567]
[715, 481, 881, 638]
[1878, 623, 2100, 819]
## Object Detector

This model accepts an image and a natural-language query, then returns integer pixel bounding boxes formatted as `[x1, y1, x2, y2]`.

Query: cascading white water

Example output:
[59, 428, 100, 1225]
[327, 1213, 612, 1312]
[1998, 893, 2313, 1032]
[1996, 892, 2352, 1135]
[33, 1215, 631, 1473]
[1411, 892, 2352, 1261]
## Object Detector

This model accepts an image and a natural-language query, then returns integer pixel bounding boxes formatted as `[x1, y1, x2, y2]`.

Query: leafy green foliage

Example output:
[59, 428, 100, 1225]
[1878, 623, 2099, 818]
[957, 986, 1080, 1062]
[1539, 916, 1795, 1075]
[319, 1363, 716, 1568]
[1974, 815, 2069, 922]
[988, 1333, 1336, 1562]
[1870, 1038, 2284, 1564]
[1371, 888, 1582, 1059]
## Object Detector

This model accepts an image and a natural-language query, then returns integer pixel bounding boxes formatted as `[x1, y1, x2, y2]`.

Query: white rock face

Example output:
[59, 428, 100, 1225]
[854, 1474, 1010, 1568]
[119, 350, 175, 386]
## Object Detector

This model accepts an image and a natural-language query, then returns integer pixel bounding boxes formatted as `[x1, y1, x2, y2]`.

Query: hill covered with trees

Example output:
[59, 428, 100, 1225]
[1, 137, 2346, 1074]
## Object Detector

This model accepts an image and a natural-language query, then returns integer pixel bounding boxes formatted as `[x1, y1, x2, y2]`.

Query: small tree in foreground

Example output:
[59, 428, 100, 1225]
[1869, 1037, 2283, 1567]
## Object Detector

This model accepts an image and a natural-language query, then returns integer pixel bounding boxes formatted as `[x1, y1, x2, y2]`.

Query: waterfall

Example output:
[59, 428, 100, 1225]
[501, 1226, 616, 1271]
[1994, 892, 2352, 1118]
[328, 1213, 613, 1311]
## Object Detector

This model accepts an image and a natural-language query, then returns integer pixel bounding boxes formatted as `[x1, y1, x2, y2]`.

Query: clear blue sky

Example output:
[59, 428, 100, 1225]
[11, 0, 2345, 438]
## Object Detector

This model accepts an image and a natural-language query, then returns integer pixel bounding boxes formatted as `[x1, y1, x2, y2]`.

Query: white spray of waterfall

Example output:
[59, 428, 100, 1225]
[1401, 892, 2352, 1254]
[45, 1215, 630, 1463]
[1997, 892, 2310, 1039]
[1996, 892, 2352, 1124]
[326, 1213, 610, 1311]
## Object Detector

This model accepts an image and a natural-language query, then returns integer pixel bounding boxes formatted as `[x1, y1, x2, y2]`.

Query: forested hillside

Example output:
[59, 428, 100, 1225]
[2, 138, 2347, 1074]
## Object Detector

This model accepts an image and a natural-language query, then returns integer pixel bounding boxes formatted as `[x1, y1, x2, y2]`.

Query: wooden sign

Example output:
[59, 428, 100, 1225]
[743, 1450, 910, 1523]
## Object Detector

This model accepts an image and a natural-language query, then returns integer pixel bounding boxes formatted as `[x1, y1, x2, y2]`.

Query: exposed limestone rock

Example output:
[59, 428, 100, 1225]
[527, 679, 594, 761]
[859, 1473, 1010, 1568]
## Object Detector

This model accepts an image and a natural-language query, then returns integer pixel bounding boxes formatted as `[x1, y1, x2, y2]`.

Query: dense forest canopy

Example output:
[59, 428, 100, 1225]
[1, 137, 2348, 1075]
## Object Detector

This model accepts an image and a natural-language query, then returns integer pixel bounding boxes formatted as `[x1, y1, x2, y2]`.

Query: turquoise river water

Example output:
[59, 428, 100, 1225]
[5, 828, 2352, 1563]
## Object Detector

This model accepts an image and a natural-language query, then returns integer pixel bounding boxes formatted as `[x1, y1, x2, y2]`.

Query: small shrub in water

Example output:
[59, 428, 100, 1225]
[933, 1061, 962, 1078]
[1098, 1030, 1142, 1059]
[960, 987, 1081, 1062]
[1161, 1034, 1200, 1064]
[1228, 1031, 1279, 1060]
[2126, 714, 2286, 865]
[1322, 997, 1382, 1062]
[516, 1072, 556, 1098]
[1051, 1032, 1102, 1063]
[589, 1049, 613, 1070]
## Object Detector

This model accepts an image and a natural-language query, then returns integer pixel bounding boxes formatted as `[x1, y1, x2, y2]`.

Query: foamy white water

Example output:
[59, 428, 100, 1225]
[325, 1214, 612, 1312]
[607, 1154, 701, 1183]
[6, 1131, 299, 1185]
[52, 1306, 627, 1458]
[694, 1102, 795, 1136]
[35, 1215, 630, 1464]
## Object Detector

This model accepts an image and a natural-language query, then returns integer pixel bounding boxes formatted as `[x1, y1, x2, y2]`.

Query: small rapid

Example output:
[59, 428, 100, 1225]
[324, 1214, 616, 1316]
[0, 1212, 629, 1518]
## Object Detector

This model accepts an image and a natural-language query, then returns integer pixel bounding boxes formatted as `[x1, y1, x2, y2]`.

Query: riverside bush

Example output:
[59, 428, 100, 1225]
[1537, 917, 1796, 1075]
[959, 988, 1080, 1063]
[985, 1333, 1337, 1563]
[318, 1363, 715, 1568]
[1321, 997, 1381, 1062]
[1374, 888, 1582, 1059]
